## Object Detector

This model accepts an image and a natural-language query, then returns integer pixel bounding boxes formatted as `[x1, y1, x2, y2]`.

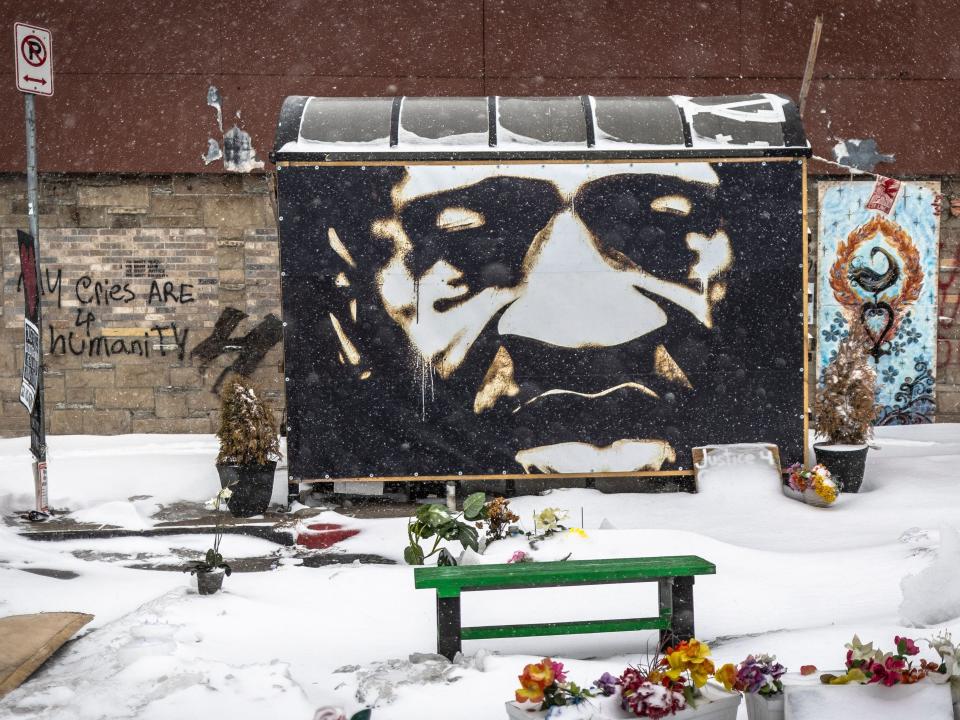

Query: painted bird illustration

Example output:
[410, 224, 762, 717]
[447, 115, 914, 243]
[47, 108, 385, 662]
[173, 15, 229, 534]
[849, 246, 900, 294]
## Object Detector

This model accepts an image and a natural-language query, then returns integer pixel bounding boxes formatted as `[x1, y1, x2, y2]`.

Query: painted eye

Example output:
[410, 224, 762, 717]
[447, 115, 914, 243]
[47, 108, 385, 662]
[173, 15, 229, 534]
[650, 195, 692, 216]
[436, 207, 486, 231]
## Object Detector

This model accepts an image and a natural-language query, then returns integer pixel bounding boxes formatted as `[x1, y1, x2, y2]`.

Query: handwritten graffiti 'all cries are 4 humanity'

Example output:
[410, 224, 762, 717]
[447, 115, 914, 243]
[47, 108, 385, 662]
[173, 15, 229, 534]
[21, 269, 196, 361]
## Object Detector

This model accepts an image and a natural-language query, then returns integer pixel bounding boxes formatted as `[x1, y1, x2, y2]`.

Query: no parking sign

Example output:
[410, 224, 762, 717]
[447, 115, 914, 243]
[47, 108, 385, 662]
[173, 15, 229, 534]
[14, 22, 53, 96]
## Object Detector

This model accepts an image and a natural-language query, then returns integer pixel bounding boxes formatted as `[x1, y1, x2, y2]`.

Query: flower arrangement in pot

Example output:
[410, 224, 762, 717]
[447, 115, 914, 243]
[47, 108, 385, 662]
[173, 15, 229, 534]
[184, 485, 232, 594]
[216, 374, 281, 518]
[927, 631, 960, 712]
[596, 640, 741, 718]
[719, 654, 786, 720]
[813, 324, 879, 492]
[818, 634, 939, 686]
[785, 463, 839, 507]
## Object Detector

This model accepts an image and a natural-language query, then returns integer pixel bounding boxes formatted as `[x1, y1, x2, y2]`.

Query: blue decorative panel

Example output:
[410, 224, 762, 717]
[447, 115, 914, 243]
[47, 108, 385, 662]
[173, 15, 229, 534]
[816, 180, 941, 425]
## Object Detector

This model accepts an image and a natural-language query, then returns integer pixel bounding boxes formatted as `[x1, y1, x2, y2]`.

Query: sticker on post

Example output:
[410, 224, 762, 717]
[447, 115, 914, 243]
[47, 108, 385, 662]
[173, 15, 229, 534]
[865, 176, 902, 215]
[19, 318, 40, 412]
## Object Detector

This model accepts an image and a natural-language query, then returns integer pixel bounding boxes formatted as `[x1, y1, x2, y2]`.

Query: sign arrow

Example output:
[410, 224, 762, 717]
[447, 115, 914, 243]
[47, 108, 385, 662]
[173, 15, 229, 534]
[23, 75, 47, 85]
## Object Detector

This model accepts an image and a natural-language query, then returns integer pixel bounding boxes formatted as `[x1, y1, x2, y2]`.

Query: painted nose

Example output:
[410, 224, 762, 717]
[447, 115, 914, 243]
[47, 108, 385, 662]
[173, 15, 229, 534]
[498, 209, 668, 348]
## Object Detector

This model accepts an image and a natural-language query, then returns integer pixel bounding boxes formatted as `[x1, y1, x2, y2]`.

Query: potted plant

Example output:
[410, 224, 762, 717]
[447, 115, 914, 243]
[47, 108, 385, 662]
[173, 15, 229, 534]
[404, 492, 487, 566]
[216, 374, 281, 517]
[505, 641, 740, 719]
[506, 657, 595, 718]
[784, 635, 952, 718]
[784, 463, 839, 508]
[722, 654, 786, 720]
[813, 324, 879, 492]
[927, 631, 960, 718]
[184, 486, 233, 594]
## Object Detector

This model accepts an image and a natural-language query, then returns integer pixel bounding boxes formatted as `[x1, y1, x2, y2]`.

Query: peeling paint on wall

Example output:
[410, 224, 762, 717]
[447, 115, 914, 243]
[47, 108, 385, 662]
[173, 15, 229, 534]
[202, 138, 222, 165]
[207, 86, 223, 132]
[201, 86, 263, 173]
[832, 139, 895, 172]
[223, 125, 264, 173]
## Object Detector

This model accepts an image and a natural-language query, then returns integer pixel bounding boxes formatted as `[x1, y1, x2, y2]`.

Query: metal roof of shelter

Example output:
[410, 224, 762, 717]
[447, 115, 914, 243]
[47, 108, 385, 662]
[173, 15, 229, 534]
[272, 94, 810, 162]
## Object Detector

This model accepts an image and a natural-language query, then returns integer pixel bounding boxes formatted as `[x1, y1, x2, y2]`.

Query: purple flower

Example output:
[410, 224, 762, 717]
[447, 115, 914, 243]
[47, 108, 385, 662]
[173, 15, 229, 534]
[736, 654, 786, 695]
[594, 672, 619, 696]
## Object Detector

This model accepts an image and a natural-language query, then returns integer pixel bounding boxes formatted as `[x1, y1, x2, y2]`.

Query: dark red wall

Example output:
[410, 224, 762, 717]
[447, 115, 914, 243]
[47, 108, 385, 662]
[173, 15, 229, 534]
[1, 0, 957, 174]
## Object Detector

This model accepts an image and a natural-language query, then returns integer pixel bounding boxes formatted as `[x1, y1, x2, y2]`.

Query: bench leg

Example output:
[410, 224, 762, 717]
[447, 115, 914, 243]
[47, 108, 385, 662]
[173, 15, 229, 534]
[657, 578, 674, 651]
[671, 576, 696, 643]
[436, 595, 462, 660]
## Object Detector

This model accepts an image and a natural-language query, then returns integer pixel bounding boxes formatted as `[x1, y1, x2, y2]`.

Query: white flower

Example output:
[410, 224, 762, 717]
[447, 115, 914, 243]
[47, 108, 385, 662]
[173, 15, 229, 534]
[312, 708, 347, 720]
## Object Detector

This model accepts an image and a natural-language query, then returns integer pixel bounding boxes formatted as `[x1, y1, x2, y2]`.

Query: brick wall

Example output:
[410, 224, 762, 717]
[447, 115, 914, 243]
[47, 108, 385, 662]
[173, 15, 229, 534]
[936, 179, 960, 419]
[0, 174, 284, 437]
[0, 172, 958, 438]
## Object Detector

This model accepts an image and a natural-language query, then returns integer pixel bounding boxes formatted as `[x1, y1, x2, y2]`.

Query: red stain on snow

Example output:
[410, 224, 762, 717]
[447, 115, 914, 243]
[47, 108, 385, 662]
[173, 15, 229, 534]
[296, 523, 360, 549]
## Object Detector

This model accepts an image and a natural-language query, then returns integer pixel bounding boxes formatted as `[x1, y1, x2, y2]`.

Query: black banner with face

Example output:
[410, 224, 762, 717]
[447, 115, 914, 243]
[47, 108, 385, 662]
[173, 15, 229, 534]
[277, 159, 805, 480]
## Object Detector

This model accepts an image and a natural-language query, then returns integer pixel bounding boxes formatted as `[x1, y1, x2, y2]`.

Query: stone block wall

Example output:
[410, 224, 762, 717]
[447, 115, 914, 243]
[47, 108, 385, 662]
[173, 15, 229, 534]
[0, 174, 284, 437]
[0, 172, 958, 439]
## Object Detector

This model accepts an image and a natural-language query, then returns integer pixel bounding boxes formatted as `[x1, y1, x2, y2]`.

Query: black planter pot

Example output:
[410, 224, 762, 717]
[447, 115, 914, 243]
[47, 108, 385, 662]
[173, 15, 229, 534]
[813, 444, 869, 493]
[196, 569, 224, 595]
[217, 461, 277, 517]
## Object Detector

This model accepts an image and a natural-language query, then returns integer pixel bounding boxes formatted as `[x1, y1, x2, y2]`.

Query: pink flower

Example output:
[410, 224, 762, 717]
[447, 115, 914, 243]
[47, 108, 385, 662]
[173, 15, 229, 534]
[896, 636, 920, 656]
[508, 550, 528, 564]
[548, 659, 567, 683]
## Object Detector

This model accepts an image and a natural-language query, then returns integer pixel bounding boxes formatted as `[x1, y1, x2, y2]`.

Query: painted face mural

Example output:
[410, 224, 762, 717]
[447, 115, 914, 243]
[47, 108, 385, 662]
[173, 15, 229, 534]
[278, 159, 805, 480]
[369, 164, 731, 473]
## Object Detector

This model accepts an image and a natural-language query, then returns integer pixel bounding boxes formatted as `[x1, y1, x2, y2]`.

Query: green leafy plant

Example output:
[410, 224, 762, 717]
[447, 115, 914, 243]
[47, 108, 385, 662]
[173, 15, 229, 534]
[216, 374, 281, 466]
[186, 547, 232, 576]
[404, 492, 487, 566]
[184, 486, 233, 576]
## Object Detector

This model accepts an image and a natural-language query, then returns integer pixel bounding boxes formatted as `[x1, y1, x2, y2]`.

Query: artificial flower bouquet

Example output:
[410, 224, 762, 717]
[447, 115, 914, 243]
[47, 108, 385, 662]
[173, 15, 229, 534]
[786, 463, 838, 507]
[717, 655, 786, 720]
[514, 657, 594, 712]
[818, 635, 939, 686]
[927, 631, 960, 706]
[592, 640, 740, 718]
[721, 654, 786, 696]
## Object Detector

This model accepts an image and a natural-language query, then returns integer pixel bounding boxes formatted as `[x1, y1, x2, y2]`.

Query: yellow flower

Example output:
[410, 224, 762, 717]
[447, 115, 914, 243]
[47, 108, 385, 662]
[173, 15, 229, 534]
[568, 527, 588, 539]
[681, 639, 712, 664]
[813, 476, 837, 504]
[515, 661, 554, 703]
[715, 663, 737, 691]
[690, 660, 715, 688]
[664, 639, 715, 687]
[535, 508, 567, 532]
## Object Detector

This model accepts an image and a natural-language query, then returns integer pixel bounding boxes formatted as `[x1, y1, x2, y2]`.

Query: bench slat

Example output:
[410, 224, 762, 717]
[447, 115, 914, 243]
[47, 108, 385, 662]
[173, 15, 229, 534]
[414, 555, 715, 596]
[461, 612, 671, 640]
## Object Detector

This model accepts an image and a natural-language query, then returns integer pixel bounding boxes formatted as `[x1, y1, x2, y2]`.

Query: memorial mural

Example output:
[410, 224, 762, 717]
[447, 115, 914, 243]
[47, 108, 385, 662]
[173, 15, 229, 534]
[278, 159, 805, 480]
[817, 180, 941, 425]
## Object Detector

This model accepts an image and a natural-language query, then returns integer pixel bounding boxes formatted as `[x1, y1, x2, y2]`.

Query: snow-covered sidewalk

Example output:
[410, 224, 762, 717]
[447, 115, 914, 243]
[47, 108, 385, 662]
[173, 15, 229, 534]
[2, 425, 960, 719]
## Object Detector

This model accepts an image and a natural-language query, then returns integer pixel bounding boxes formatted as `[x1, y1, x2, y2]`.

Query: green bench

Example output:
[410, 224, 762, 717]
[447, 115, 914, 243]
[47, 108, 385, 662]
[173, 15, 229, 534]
[414, 555, 715, 660]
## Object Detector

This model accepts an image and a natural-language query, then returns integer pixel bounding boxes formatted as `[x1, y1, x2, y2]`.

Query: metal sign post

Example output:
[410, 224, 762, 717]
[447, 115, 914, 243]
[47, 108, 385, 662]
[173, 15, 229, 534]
[15, 21, 53, 513]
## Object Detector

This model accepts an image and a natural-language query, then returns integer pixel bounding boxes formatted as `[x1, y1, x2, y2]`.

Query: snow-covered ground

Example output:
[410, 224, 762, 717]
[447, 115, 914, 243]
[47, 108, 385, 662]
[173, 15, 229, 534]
[2, 426, 960, 719]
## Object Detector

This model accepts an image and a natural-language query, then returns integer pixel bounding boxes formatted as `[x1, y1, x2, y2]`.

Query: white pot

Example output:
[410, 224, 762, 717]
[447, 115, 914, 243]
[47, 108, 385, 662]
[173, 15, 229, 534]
[801, 487, 833, 508]
[781, 672, 953, 720]
[505, 685, 740, 720]
[743, 692, 783, 720]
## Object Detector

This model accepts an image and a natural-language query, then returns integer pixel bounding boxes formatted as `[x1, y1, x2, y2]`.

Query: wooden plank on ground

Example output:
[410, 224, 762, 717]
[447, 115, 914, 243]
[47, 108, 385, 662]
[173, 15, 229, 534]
[0, 612, 93, 697]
